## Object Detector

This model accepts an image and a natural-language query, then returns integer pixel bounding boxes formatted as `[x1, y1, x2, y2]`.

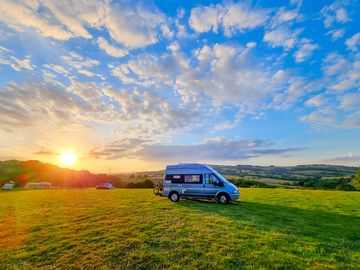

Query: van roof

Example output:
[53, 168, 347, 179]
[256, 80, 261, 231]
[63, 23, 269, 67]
[165, 163, 213, 174]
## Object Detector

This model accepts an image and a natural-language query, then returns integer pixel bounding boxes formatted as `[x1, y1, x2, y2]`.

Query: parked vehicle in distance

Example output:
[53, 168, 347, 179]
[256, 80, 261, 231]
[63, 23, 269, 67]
[96, 183, 113, 189]
[154, 163, 240, 204]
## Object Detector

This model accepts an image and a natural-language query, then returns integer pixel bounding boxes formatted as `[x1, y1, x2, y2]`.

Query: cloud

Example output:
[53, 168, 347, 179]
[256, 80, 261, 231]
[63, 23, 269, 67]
[0, 0, 73, 40]
[189, 2, 269, 36]
[345, 32, 360, 52]
[302, 52, 360, 128]
[89, 137, 305, 162]
[293, 39, 319, 63]
[34, 150, 57, 156]
[188, 4, 223, 33]
[43, 64, 69, 75]
[0, 0, 170, 49]
[324, 153, 360, 163]
[78, 69, 95, 77]
[0, 81, 96, 129]
[177, 43, 276, 107]
[338, 92, 360, 110]
[104, 1, 169, 48]
[96, 37, 128, 58]
[263, 27, 301, 50]
[320, 2, 350, 28]
[305, 95, 327, 107]
[111, 50, 189, 87]
[61, 51, 100, 70]
[0, 47, 34, 72]
[326, 28, 345, 41]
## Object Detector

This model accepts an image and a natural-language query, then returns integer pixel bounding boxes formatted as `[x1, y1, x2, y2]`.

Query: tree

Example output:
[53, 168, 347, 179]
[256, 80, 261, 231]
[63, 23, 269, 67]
[352, 167, 360, 190]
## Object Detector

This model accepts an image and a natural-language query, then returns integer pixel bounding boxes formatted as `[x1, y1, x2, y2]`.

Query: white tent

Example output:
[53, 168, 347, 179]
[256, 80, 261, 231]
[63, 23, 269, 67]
[24, 182, 51, 189]
[2, 183, 14, 190]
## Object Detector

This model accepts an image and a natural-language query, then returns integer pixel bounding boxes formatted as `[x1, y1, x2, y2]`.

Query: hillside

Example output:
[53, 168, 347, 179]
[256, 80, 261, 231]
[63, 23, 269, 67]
[0, 160, 116, 187]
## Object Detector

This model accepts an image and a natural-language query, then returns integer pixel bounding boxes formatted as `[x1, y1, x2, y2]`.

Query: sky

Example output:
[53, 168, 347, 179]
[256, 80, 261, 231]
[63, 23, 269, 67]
[0, 0, 359, 173]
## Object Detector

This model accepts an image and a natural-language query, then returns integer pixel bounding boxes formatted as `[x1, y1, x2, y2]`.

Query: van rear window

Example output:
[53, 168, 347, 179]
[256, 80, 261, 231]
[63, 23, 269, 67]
[165, 174, 202, 184]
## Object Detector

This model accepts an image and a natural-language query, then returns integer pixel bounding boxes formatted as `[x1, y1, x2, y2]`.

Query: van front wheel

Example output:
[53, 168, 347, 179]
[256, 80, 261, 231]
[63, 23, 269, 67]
[217, 193, 229, 204]
[169, 191, 180, 202]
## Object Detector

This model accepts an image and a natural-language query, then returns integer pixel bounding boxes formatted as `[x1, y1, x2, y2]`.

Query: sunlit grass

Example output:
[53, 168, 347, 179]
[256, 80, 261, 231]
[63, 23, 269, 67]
[0, 188, 359, 269]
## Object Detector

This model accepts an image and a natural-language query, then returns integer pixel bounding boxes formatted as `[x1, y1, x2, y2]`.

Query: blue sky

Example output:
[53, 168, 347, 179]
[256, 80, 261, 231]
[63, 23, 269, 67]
[0, 0, 359, 172]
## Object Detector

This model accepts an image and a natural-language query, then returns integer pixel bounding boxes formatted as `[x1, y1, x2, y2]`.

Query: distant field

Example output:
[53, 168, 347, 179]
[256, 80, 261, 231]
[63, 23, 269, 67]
[0, 189, 359, 269]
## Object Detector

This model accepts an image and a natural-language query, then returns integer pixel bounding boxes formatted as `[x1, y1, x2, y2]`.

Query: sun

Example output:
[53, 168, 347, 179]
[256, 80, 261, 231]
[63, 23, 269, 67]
[59, 152, 77, 165]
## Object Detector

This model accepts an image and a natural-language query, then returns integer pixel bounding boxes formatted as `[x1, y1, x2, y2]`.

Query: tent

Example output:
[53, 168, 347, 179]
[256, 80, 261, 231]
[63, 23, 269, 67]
[2, 183, 14, 190]
[24, 182, 51, 189]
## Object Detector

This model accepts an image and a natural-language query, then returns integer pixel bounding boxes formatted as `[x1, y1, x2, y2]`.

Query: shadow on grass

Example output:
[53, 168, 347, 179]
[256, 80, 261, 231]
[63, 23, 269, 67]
[177, 199, 360, 243]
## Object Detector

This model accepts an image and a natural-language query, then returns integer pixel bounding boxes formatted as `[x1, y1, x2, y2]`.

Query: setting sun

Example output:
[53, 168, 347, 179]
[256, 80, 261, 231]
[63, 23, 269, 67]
[59, 152, 77, 165]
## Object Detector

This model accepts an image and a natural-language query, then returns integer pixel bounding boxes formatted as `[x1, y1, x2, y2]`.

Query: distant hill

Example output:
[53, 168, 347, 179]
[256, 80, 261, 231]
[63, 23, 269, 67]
[0, 160, 117, 187]
[211, 164, 358, 178]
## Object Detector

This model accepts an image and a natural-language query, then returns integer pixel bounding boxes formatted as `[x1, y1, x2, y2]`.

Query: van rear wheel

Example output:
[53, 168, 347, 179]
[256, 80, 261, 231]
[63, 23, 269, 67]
[169, 191, 180, 202]
[217, 193, 229, 204]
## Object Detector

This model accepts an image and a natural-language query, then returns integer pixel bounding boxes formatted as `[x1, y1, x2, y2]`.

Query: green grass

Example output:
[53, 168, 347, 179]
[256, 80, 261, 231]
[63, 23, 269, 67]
[0, 189, 359, 269]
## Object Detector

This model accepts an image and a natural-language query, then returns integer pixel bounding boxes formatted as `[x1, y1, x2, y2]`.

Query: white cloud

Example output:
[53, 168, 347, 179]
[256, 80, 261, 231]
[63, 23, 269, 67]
[96, 37, 128, 58]
[0, 0, 170, 49]
[294, 39, 319, 63]
[222, 3, 269, 36]
[0, 0, 73, 40]
[104, 1, 168, 48]
[306, 95, 327, 107]
[263, 27, 301, 50]
[302, 52, 360, 128]
[345, 33, 360, 52]
[326, 28, 345, 41]
[0, 47, 34, 72]
[273, 70, 289, 82]
[320, 2, 350, 28]
[61, 51, 99, 70]
[324, 152, 360, 164]
[189, 2, 269, 36]
[189, 4, 223, 33]
[321, 53, 348, 76]
[176, 43, 275, 107]
[78, 69, 95, 77]
[43, 64, 69, 75]
[270, 7, 299, 29]
[301, 108, 337, 128]
[338, 92, 360, 110]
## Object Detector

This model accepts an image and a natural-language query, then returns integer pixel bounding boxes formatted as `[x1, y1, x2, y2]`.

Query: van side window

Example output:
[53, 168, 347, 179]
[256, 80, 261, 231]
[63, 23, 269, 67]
[184, 175, 201, 183]
[205, 173, 220, 185]
[165, 174, 202, 184]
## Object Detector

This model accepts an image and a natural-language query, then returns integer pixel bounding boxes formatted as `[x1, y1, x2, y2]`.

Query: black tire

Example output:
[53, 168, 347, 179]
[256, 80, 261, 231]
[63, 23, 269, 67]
[169, 191, 180, 202]
[217, 193, 229, 204]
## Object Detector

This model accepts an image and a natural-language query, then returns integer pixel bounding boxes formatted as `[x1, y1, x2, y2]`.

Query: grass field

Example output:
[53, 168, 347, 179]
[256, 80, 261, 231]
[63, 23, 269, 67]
[0, 189, 359, 269]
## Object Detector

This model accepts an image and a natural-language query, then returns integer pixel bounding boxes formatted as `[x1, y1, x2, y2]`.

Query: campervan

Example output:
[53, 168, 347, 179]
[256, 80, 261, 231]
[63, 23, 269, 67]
[154, 164, 240, 204]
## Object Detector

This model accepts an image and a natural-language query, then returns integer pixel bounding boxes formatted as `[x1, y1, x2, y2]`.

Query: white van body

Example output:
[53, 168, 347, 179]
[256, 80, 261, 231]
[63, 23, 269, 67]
[157, 163, 240, 204]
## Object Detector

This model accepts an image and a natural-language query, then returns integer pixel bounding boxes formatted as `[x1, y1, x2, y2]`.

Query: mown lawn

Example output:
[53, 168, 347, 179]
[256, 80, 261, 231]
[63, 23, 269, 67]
[0, 188, 359, 269]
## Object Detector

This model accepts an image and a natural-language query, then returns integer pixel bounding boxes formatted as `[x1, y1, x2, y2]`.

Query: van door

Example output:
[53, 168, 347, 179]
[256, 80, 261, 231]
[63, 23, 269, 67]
[182, 174, 203, 197]
[203, 173, 223, 197]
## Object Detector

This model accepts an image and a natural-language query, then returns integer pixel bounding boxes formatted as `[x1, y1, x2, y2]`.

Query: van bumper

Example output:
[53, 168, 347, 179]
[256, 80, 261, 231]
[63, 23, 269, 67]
[230, 192, 240, 201]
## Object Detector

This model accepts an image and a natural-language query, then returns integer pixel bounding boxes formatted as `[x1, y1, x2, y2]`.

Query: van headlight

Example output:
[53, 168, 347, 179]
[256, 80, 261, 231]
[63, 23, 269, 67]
[233, 188, 238, 193]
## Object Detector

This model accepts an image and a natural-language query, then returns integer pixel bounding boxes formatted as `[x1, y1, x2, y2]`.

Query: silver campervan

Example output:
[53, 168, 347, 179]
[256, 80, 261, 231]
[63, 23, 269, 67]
[153, 163, 240, 204]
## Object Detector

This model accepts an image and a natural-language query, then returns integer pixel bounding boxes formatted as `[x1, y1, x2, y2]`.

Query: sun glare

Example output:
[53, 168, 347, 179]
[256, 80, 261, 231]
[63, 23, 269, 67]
[59, 152, 77, 165]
